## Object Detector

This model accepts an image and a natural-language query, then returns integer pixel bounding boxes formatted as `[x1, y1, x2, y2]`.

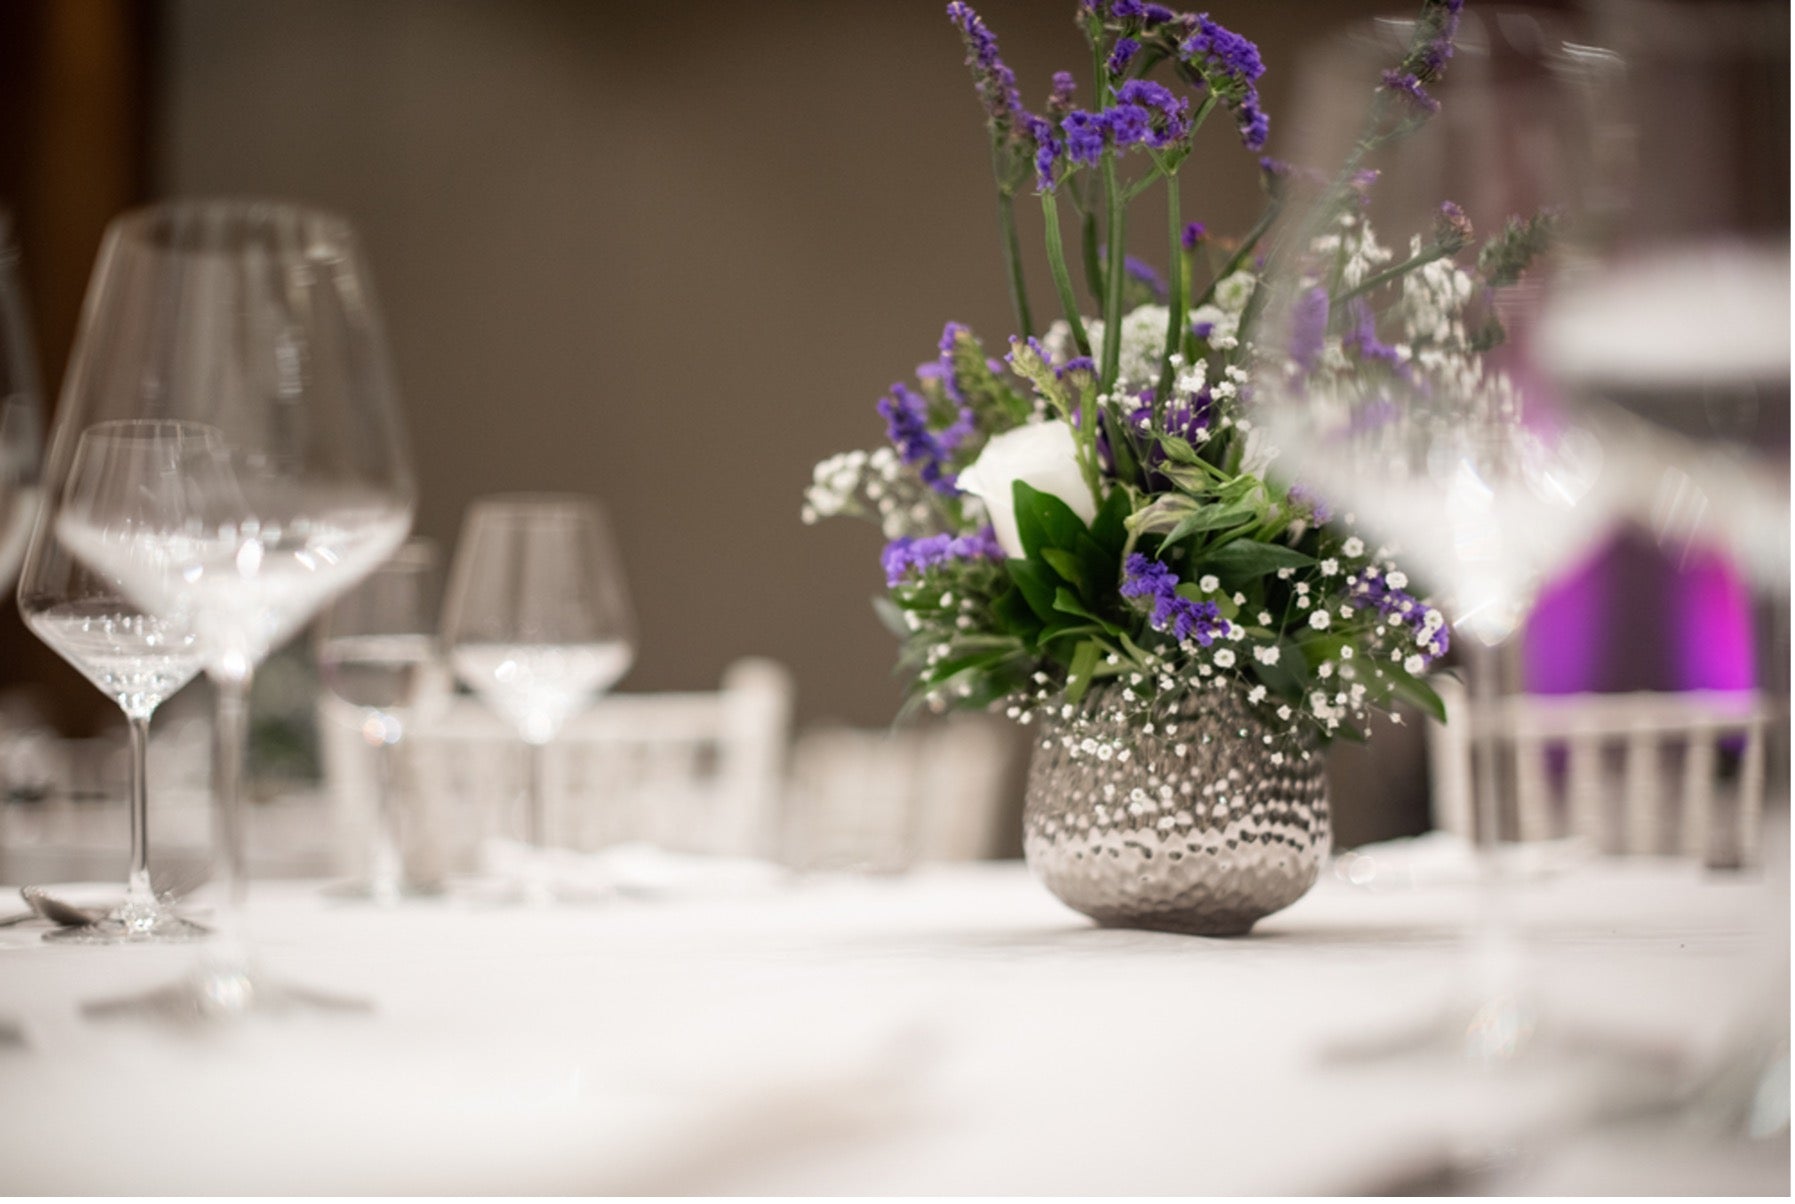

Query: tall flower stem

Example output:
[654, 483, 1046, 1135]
[995, 192, 1034, 339]
[1041, 190, 1092, 358]
[1099, 152, 1127, 391]
[1156, 171, 1185, 408]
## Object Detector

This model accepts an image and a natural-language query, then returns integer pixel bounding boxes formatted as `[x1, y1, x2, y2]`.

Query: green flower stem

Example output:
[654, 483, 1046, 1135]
[995, 191, 1034, 339]
[1099, 152, 1127, 391]
[1081, 206, 1104, 305]
[1331, 241, 1452, 307]
[1156, 170, 1185, 406]
[1040, 189, 1092, 359]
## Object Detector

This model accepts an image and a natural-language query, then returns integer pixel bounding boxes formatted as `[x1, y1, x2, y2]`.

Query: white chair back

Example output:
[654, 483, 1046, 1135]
[320, 658, 795, 878]
[1426, 678, 1772, 868]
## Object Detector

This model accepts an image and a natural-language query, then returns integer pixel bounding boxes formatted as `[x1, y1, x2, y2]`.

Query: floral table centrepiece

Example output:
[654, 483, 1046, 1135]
[804, 0, 1547, 934]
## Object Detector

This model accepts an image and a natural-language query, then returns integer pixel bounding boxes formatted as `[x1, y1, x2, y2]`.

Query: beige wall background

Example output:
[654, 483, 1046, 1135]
[154, 0, 1404, 730]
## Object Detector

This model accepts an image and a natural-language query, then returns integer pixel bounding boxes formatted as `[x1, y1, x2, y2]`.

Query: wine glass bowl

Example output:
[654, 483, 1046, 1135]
[1250, 7, 1626, 1069]
[16, 421, 212, 942]
[39, 198, 415, 1019]
[442, 494, 636, 902]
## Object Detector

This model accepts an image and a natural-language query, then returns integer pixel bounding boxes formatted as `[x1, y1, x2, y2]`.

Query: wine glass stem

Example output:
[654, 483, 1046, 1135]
[211, 671, 252, 948]
[525, 738, 546, 850]
[369, 734, 402, 904]
[1464, 638, 1526, 1056]
[124, 712, 154, 906]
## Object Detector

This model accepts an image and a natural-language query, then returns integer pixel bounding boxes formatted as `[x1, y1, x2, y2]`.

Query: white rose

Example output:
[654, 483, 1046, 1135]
[956, 421, 1095, 559]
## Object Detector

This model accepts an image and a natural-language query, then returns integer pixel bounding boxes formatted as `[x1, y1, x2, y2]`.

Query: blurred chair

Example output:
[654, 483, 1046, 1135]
[781, 714, 1017, 871]
[331, 658, 796, 874]
[1426, 677, 1772, 868]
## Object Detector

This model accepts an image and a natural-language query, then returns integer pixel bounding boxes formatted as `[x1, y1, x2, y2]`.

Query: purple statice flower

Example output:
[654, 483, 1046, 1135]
[1121, 554, 1228, 646]
[1286, 482, 1332, 525]
[1107, 36, 1141, 77]
[1287, 285, 1330, 374]
[1061, 109, 1109, 166]
[1141, 3, 1176, 25]
[1379, 69, 1440, 115]
[1433, 200, 1473, 252]
[878, 382, 968, 495]
[1183, 14, 1264, 82]
[1191, 318, 1215, 341]
[1106, 100, 1151, 147]
[947, 3, 1025, 138]
[1046, 70, 1077, 118]
[1405, 0, 1463, 84]
[1027, 113, 1066, 190]
[1124, 255, 1168, 303]
[1115, 79, 1191, 149]
[1181, 221, 1207, 251]
[882, 526, 1006, 586]
[1341, 299, 1414, 382]
[1181, 15, 1269, 151]
[1235, 96, 1269, 151]
[1060, 355, 1096, 376]
[1354, 566, 1449, 664]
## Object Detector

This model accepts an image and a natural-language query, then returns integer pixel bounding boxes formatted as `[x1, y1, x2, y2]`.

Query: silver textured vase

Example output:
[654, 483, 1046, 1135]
[1023, 679, 1330, 936]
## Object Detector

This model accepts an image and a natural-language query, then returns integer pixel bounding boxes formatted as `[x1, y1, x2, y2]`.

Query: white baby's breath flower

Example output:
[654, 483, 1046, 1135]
[1198, 574, 1220, 593]
[1254, 644, 1281, 666]
[1405, 654, 1426, 674]
[1309, 610, 1331, 630]
[1213, 649, 1236, 668]
[1342, 537, 1365, 558]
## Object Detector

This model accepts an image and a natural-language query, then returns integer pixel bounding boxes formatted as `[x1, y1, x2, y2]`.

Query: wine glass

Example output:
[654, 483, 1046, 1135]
[43, 199, 415, 1020]
[17, 421, 212, 942]
[442, 495, 635, 904]
[1540, 0, 1789, 594]
[1254, 8, 1624, 1065]
[0, 213, 44, 590]
[314, 539, 441, 905]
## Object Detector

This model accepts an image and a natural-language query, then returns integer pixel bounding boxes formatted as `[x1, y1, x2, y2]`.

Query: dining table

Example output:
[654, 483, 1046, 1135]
[0, 832, 1786, 1196]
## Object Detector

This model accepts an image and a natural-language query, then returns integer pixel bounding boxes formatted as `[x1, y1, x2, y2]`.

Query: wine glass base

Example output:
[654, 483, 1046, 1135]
[44, 902, 210, 945]
[82, 955, 373, 1026]
[454, 877, 613, 908]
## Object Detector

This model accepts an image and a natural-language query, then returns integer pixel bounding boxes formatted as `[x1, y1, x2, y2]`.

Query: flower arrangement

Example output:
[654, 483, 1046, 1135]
[804, 0, 1549, 759]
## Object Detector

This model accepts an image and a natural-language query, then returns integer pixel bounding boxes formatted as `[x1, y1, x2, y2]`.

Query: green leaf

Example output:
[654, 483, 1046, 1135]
[1064, 639, 1103, 705]
[1012, 481, 1091, 562]
[1099, 409, 1139, 486]
[1197, 538, 1314, 582]
[992, 584, 1042, 641]
[1384, 664, 1448, 725]
[1039, 547, 1087, 593]
[1089, 485, 1131, 559]
[1161, 499, 1262, 551]
[1247, 637, 1310, 700]
[1005, 558, 1061, 627]
[872, 595, 911, 640]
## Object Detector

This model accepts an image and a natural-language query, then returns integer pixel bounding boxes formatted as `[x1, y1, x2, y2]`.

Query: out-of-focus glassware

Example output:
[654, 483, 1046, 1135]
[0, 214, 44, 591]
[1255, 8, 1622, 1065]
[315, 539, 441, 905]
[443, 494, 635, 904]
[43, 199, 415, 1020]
[17, 421, 210, 941]
[1540, 0, 1789, 593]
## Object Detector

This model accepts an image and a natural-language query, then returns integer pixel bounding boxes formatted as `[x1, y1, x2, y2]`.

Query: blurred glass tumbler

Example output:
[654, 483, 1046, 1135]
[315, 539, 446, 903]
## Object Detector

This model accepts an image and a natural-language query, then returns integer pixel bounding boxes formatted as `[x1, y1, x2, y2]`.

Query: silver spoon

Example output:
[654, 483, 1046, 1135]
[19, 886, 107, 928]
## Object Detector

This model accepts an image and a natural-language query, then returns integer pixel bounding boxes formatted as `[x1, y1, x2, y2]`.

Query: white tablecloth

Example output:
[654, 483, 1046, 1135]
[0, 851, 1785, 1195]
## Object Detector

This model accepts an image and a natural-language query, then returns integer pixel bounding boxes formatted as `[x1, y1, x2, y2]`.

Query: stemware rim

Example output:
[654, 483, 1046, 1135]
[462, 492, 612, 520]
[106, 196, 360, 257]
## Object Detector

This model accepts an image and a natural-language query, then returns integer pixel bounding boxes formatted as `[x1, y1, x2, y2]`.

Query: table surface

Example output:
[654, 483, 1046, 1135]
[0, 848, 1786, 1195]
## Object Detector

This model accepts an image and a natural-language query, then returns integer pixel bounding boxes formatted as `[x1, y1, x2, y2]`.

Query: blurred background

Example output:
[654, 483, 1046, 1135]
[0, 0, 1784, 855]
